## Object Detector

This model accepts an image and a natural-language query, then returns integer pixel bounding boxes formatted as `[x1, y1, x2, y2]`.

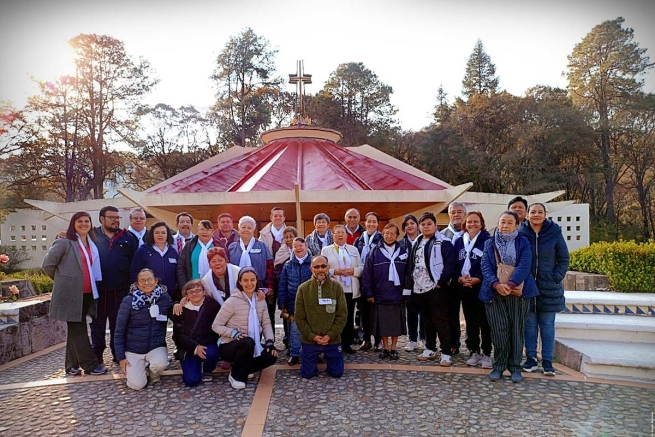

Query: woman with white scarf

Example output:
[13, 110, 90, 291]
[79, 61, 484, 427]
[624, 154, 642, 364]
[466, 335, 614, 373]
[212, 267, 278, 390]
[227, 216, 274, 297]
[130, 222, 180, 301]
[361, 223, 409, 360]
[43, 211, 108, 377]
[453, 212, 492, 369]
[176, 219, 215, 289]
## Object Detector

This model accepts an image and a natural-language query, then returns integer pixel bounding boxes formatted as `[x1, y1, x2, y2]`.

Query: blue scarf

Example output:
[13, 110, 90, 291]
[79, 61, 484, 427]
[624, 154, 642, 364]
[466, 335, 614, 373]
[494, 229, 518, 266]
[130, 283, 164, 310]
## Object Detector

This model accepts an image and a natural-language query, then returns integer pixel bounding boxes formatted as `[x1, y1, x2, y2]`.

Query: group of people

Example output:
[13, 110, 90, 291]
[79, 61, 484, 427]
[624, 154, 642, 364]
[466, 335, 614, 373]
[42, 197, 569, 389]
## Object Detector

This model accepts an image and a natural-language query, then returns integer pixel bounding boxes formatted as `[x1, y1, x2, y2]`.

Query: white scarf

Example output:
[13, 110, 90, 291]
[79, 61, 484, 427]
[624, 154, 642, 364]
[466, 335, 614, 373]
[201, 268, 237, 306]
[183, 297, 203, 312]
[296, 253, 309, 264]
[447, 224, 463, 242]
[129, 226, 147, 247]
[271, 224, 285, 243]
[335, 244, 352, 287]
[317, 233, 327, 247]
[361, 231, 378, 264]
[238, 238, 255, 268]
[461, 231, 480, 277]
[246, 292, 264, 357]
[380, 243, 401, 286]
[406, 234, 418, 247]
[76, 234, 102, 299]
[153, 244, 169, 257]
[197, 239, 213, 278]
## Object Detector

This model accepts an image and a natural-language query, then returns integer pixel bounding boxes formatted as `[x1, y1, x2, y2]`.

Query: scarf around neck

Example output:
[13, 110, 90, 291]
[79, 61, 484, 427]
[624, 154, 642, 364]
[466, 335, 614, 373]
[494, 229, 519, 266]
[239, 238, 256, 268]
[461, 231, 480, 276]
[245, 292, 264, 357]
[76, 234, 102, 299]
[380, 243, 401, 286]
[361, 231, 378, 264]
[130, 283, 164, 310]
[196, 238, 213, 278]
[270, 224, 285, 243]
[334, 244, 352, 287]
[447, 224, 464, 242]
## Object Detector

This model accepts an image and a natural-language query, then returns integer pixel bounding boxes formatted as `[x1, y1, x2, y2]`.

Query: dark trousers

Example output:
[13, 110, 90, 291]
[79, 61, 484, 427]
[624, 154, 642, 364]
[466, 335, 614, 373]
[218, 337, 277, 382]
[485, 294, 530, 372]
[65, 293, 100, 372]
[416, 288, 451, 355]
[180, 343, 220, 387]
[301, 343, 344, 379]
[266, 301, 276, 341]
[406, 298, 424, 342]
[460, 285, 492, 356]
[447, 285, 462, 350]
[359, 297, 380, 345]
[342, 293, 356, 347]
[90, 288, 126, 361]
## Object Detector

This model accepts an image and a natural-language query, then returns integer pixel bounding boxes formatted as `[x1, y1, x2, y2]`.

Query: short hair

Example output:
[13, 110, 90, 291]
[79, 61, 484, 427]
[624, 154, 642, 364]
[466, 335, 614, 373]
[508, 196, 528, 210]
[198, 219, 213, 230]
[207, 246, 228, 263]
[293, 237, 306, 244]
[402, 214, 418, 232]
[129, 207, 146, 219]
[344, 208, 360, 218]
[217, 213, 233, 222]
[383, 223, 400, 235]
[332, 224, 347, 232]
[143, 221, 174, 246]
[270, 207, 285, 216]
[283, 226, 298, 237]
[500, 210, 520, 224]
[448, 202, 467, 214]
[313, 213, 330, 224]
[529, 203, 548, 215]
[176, 212, 193, 224]
[238, 215, 256, 229]
[418, 212, 436, 225]
[66, 211, 96, 241]
[462, 211, 487, 232]
[181, 279, 205, 297]
[364, 211, 380, 222]
[99, 206, 118, 219]
[311, 255, 328, 266]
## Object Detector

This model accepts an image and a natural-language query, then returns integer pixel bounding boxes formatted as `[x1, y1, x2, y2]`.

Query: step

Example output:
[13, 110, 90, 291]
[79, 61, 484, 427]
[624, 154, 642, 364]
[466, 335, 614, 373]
[563, 291, 655, 316]
[555, 338, 655, 383]
[555, 313, 655, 343]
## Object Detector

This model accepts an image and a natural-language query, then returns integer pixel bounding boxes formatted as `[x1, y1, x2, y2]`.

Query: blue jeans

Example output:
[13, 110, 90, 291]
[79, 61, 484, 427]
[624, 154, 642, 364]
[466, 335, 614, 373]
[301, 343, 344, 379]
[525, 310, 557, 362]
[288, 320, 302, 358]
[180, 343, 220, 387]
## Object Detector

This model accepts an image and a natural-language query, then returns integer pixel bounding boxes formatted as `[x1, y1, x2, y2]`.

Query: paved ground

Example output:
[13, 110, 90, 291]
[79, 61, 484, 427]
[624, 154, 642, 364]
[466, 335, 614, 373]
[1, 323, 654, 437]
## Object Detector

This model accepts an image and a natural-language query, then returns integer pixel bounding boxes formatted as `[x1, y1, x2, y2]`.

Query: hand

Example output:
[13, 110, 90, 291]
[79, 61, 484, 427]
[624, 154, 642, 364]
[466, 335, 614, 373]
[494, 283, 511, 296]
[313, 335, 324, 344]
[235, 333, 248, 341]
[342, 267, 354, 277]
[56, 231, 66, 240]
[267, 288, 274, 296]
[119, 359, 130, 375]
[195, 345, 207, 359]
[367, 297, 374, 303]
[321, 335, 331, 345]
[256, 290, 266, 301]
[172, 303, 184, 316]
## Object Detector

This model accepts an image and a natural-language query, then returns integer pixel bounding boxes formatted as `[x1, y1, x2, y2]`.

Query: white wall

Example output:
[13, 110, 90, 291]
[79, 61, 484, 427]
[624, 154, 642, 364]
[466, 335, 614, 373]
[549, 203, 590, 252]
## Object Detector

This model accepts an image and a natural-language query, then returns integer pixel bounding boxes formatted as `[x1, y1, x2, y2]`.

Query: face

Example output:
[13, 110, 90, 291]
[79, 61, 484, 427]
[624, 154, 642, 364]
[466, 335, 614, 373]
[197, 223, 213, 242]
[465, 214, 482, 236]
[153, 226, 169, 246]
[315, 219, 328, 234]
[271, 210, 285, 227]
[283, 232, 295, 248]
[186, 284, 206, 305]
[365, 214, 379, 234]
[74, 215, 92, 236]
[100, 211, 120, 232]
[383, 227, 398, 245]
[239, 272, 258, 293]
[130, 211, 147, 232]
[219, 216, 233, 233]
[209, 255, 227, 275]
[292, 240, 307, 258]
[498, 213, 519, 234]
[345, 209, 360, 229]
[419, 219, 436, 238]
[404, 219, 418, 237]
[448, 206, 465, 229]
[177, 215, 192, 235]
[509, 202, 527, 223]
[333, 227, 347, 245]
[239, 221, 254, 240]
[310, 257, 329, 281]
[137, 271, 157, 294]
[528, 205, 546, 226]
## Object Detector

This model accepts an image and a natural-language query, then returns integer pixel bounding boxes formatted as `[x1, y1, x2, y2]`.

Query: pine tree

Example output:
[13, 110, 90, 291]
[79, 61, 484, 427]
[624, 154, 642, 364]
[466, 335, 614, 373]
[462, 39, 499, 98]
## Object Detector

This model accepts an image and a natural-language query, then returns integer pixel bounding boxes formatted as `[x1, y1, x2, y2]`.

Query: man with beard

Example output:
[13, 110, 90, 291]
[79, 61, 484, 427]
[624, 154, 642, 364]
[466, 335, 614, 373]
[173, 212, 195, 254]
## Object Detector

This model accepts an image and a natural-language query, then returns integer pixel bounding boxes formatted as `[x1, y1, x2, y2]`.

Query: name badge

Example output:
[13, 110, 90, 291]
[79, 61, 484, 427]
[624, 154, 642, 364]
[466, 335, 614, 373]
[149, 304, 160, 318]
[402, 289, 412, 296]
[169, 258, 177, 264]
[156, 315, 168, 322]
[250, 249, 262, 254]
[472, 248, 483, 257]
[399, 253, 408, 260]
[319, 298, 333, 305]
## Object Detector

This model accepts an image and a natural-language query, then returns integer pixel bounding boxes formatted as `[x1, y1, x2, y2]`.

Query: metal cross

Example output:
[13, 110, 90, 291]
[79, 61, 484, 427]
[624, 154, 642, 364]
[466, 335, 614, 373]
[288, 60, 312, 116]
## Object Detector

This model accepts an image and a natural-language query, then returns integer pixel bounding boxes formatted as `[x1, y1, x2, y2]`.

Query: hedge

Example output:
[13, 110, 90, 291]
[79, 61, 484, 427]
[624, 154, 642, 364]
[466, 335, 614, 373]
[569, 241, 655, 293]
[6, 269, 53, 294]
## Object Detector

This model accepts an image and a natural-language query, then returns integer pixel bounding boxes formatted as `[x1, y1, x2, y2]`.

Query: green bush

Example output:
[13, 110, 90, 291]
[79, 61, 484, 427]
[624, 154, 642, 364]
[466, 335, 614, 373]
[7, 270, 53, 294]
[570, 241, 655, 293]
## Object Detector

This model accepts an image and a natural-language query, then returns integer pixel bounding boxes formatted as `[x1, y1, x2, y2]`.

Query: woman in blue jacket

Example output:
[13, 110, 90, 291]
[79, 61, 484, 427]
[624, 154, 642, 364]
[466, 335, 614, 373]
[131, 222, 180, 300]
[480, 211, 538, 383]
[115, 268, 172, 390]
[519, 203, 570, 376]
[454, 211, 491, 369]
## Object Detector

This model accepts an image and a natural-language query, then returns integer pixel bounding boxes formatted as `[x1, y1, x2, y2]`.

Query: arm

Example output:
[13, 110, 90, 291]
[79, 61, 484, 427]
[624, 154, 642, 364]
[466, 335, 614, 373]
[481, 241, 499, 286]
[438, 240, 457, 288]
[553, 232, 570, 283]
[294, 285, 314, 340]
[278, 263, 289, 310]
[171, 311, 199, 355]
[130, 248, 144, 283]
[509, 237, 533, 285]
[176, 244, 189, 289]
[212, 299, 236, 339]
[351, 250, 364, 278]
[41, 239, 68, 279]
[361, 253, 375, 299]
[114, 298, 130, 361]
[259, 301, 275, 342]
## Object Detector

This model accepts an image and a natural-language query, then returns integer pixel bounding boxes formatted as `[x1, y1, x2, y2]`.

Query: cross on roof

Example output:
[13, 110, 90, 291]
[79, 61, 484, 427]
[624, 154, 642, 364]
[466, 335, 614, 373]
[288, 60, 312, 117]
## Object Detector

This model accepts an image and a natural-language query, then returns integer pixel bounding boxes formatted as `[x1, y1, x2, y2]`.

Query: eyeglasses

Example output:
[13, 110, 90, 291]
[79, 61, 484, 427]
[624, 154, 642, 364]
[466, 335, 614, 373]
[186, 288, 204, 295]
[131, 217, 146, 221]
[311, 264, 329, 269]
[138, 277, 156, 284]
[103, 215, 121, 220]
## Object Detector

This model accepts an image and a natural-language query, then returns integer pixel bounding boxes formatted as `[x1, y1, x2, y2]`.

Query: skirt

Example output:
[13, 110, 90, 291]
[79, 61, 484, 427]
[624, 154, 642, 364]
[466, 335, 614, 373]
[370, 303, 407, 337]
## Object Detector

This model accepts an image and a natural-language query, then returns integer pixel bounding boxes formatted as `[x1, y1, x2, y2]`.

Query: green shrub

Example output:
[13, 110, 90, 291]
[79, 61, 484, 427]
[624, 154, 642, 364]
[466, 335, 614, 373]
[570, 241, 655, 293]
[7, 270, 53, 294]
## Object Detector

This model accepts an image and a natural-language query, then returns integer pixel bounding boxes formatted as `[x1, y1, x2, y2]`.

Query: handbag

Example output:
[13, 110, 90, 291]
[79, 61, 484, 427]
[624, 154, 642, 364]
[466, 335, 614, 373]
[493, 245, 523, 296]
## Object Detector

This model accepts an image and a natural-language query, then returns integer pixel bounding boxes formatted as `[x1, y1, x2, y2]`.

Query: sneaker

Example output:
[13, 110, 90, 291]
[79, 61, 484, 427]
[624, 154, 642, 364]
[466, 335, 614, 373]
[542, 360, 556, 376]
[439, 354, 452, 367]
[417, 349, 437, 362]
[522, 357, 539, 373]
[481, 354, 493, 369]
[389, 350, 400, 360]
[287, 356, 299, 366]
[488, 369, 502, 381]
[405, 341, 417, 352]
[466, 352, 482, 367]
[202, 373, 213, 382]
[511, 370, 523, 383]
[229, 373, 245, 389]
[149, 372, 161, 383]
[88, 365, 108, 376]
[379, 349, 390, 359]
[416, 340, 425, 350]
[65, 366, 81, 376]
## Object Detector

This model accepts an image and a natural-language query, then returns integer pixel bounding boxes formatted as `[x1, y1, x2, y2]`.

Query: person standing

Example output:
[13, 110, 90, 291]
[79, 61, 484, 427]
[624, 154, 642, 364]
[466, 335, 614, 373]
[127, 208, 148, 248]
[173, 212, 195, 254]
[400, 214, 424, 352]
[441, 202, 466, 356]
[295, 256, 348, 379]
[90, 206, 138, 363]
[42, 211, 107, 376]
[520, 203, 570, 376]
[305, 213, 334, 256]
[344, 208, 365, 245]
[177, 219, 215, 289]
[212, 213, 240, 256]
[508, 196, 529, 224]
[258, 207, 287, 335]
[130, 222, 180, 301]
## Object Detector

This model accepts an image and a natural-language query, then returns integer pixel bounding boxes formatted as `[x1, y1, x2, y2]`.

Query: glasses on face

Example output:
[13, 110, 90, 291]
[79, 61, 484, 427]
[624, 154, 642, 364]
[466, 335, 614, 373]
[312, 264, 329, 269]
[186, 287, 204, 295]
[138, 277, 156, 284]
[103, 215, 121, 221]
[131, 217, 146, 221]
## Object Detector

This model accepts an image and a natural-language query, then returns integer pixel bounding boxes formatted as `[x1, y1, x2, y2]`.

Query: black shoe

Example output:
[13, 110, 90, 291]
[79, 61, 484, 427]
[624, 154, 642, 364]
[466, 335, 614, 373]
[88, 365, 108, 375]
[489, 369, 503, 381]
[287, 356, 299, 366]
[360, 341, 372, 351]
[65, 366, 81, 376]
[389, 350, 400, 360]
[379, 349, 390, 359]
[342, 345, 356, 354]
[511, 370, 523, 383]
[373, 342, 383, 353]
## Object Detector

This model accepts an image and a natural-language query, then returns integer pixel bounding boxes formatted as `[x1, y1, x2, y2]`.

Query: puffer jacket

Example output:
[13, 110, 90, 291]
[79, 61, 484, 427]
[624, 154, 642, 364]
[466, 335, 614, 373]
[278, 256, 313, 314]
[361, 242, 408, 304]
[519, 219, 570, 312]
[114, 287, 172, 360]
[212, 289, 275, 344]
[171, 296, 221, 360]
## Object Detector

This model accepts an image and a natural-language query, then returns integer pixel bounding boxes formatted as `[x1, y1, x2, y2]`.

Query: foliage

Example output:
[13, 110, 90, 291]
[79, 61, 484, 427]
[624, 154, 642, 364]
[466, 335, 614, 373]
[569, 241, 655, 292]
[462, 39, 499, 98]
[0, 246, 32, 273]
[6, 269, 53, 294]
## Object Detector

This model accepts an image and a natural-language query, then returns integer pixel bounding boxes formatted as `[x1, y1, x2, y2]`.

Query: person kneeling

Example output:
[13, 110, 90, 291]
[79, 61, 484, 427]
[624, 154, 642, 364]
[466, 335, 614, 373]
[295, 256, 347, 379]
[212, 267, 278, 389]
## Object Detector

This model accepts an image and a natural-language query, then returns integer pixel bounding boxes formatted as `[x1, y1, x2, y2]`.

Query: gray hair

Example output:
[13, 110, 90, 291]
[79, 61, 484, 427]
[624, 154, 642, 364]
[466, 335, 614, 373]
[238, 215, 256, 229]
[448, 202, 467, 214]
[313, 213, 330, 224]
[129, 207, 146, 219]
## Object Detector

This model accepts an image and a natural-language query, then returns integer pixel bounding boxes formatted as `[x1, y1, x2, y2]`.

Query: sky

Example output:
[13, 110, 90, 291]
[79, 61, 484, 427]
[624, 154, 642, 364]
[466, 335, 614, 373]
[1, 0, 654, 131]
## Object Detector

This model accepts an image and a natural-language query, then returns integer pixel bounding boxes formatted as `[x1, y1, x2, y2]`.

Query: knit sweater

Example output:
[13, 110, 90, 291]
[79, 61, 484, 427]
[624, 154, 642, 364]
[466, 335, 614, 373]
[294, 278, 347, 345]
